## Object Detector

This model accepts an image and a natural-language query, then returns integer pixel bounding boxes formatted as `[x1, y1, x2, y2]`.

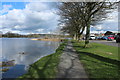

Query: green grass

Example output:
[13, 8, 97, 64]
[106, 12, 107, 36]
[18, 40, 67, 79]
[72, 40, 120, 79]
[73, 40, 119, 60]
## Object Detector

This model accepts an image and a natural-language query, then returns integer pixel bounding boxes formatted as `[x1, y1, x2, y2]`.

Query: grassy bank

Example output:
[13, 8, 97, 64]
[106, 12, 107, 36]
[18, 40, 67, 79]
[72, 40, 120, 79]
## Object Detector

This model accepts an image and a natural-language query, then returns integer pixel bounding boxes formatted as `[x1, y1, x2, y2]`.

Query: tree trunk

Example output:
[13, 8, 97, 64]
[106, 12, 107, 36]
[76, 33, 79, 41]
[85, 23, 90, 48]
[73, 33, 77, 40]
[73, 33, 79, 41]
[78, 26, 86, 41]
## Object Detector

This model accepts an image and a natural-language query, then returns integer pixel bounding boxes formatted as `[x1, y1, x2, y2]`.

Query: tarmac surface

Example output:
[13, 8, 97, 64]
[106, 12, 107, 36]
[57, 41, 88, 79]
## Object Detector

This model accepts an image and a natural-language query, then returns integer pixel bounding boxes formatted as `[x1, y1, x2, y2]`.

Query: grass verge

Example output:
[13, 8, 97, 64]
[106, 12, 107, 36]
[72, 40, 119, 60]
[72, 40, 120, 79]
[17, 40, 67, 79]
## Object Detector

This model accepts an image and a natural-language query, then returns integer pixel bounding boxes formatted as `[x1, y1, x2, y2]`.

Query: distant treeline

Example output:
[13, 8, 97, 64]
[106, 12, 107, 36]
[2, 32, 40, 38]
[1, 32, 68, 38]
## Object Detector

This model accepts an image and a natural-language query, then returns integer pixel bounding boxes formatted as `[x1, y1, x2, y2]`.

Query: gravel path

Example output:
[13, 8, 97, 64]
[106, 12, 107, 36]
[57, 41, 88, 79]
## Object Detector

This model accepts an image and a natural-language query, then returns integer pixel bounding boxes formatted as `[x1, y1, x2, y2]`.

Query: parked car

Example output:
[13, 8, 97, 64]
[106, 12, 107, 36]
[90, 36, 96, 40]
[116, 33, 120, 43]
[101, 36, 108, 40]
[95, 36, 102, 40]
[107, 35, 114, 41]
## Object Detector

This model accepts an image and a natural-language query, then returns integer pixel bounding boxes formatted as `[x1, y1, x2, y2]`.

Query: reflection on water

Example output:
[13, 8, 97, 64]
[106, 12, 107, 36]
[0, 38, 59, 78]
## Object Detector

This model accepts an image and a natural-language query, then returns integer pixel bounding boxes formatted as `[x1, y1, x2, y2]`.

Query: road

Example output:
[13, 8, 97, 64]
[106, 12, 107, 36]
[90, 40, 120, 47]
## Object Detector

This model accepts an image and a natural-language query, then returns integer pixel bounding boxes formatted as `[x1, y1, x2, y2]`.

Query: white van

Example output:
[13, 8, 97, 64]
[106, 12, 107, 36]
[90, 36, 96, 40]
[90, 34, 96, 40]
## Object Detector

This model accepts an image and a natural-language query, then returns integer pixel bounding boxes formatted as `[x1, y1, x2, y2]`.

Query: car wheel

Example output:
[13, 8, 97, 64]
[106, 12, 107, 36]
[116, 40, 118, 43]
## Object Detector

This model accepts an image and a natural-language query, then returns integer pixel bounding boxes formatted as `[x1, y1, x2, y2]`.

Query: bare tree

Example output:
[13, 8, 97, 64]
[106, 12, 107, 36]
[58, 2, 117, 47]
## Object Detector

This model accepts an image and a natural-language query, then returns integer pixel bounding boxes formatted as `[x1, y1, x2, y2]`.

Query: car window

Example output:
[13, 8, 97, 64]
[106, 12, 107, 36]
[90, 36, 95, 37]
[108, 35, 113, 37]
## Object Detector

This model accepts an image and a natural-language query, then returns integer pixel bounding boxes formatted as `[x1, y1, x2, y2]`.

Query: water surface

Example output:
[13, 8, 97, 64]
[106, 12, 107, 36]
[0, 38, 59, 78]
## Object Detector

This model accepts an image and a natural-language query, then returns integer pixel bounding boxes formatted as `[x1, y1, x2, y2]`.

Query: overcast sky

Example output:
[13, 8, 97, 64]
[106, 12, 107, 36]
[0, 2, 119, 34]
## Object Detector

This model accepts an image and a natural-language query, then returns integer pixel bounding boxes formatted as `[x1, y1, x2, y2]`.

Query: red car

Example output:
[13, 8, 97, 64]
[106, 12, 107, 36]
[107, 35, 114, 41]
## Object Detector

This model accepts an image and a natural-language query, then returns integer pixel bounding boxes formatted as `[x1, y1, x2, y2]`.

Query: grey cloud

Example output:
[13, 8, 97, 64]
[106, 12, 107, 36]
[1, 2, 59, 34]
